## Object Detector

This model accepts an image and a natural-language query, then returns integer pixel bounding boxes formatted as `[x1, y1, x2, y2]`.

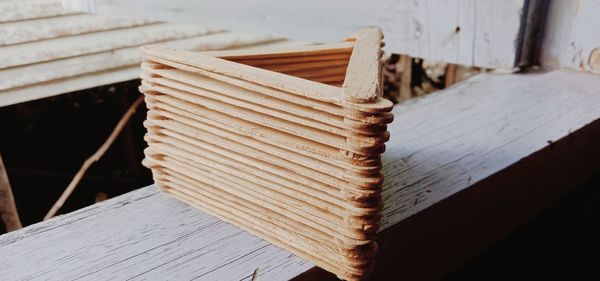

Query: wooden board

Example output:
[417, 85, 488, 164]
[0, 14, 155, 46]
[2, 69, 600, 280]
[68, 0, 531, 68]
[0, 2, 291, 107]
[0, 32, 278, 91]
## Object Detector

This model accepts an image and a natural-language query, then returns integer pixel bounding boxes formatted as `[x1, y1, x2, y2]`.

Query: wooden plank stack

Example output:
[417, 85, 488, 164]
[140, 28, 393, 280]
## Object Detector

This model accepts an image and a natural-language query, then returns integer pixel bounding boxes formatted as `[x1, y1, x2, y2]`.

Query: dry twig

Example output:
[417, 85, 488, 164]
[44, 96, 143, 220]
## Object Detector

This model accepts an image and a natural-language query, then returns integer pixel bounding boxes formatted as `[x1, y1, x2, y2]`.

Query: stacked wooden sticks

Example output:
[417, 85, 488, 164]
[140, 28, 393, 280]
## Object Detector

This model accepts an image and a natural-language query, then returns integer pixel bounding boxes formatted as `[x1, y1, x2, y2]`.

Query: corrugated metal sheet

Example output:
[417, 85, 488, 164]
[0, 0, 309, 107]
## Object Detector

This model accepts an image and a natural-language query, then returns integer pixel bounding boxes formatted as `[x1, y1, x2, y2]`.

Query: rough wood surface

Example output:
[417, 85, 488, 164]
[0, 14, 155, 46]
[0, 32, 277, 91]
[0, 23, 217, 69]
[343, 28, 383, 103]
[0, 3, 283, 107]
[73, 0, 529, 68]
[2, 70, 600, 280]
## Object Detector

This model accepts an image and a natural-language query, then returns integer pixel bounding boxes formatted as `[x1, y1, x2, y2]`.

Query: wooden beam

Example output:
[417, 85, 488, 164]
[444, 63, 458, 87]
[1, 70, 600, 279]
[0, 23, 218, 69]
[398, 55, 412, 101]
[0, 32, 278, 91]
[0, 14, 155, 46]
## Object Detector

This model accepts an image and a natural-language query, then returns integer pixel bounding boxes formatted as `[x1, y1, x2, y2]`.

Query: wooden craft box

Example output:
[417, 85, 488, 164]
[140, 28, 394, 280]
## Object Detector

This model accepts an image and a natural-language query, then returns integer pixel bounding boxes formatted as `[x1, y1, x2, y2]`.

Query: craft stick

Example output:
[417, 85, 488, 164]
[141, 71, 387, 136]
[156, 180, 375, 264]
[260, 59, 348, 72]
[140, 84, 386, 155]
[144, 124, 384, 202]
[149, 152, 380, 227]
[163, 188, 376, 281]
[138, 31, 394, 281]
[146, 108, 382, 177]
[142, 61, 392, 120]
[141, 45, 344, 103]
[231, 54, 351, 67]
[144, 94, 382, 168]
[199, 42, 353, 59]
[141, 49, 393, 113]
[144, 119, 384, 200]
[343, 28, 384, 103]
[146, 155, 378, 240]
[145, 114, 381, 178]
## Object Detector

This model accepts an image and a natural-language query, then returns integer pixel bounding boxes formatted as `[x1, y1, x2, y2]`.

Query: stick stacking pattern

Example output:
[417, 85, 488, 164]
[140, 28, 393, 280]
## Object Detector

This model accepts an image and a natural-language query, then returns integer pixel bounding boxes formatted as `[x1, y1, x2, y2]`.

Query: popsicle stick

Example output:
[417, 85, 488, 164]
[343, 28, 384, 103]
[146, 155, 378, 241]
[163, 187, 376, 281]
[146, 130, 381, 203]
[141, 48, 393, 113]
[140, 84, 386, 155]
[144, 94, 382, 167]
[141, 72, 387, 136]
[201, 42, 353, 59]
[138, 30, 393, 281]
[231, 54, 351, 67]
[142, 61, 392, 120]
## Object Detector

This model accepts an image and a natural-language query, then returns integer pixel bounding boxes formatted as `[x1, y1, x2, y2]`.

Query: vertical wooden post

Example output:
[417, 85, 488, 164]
[444, 63, 458, 88]
[0, 154, 22, 232]
[399, 55, 412, 100]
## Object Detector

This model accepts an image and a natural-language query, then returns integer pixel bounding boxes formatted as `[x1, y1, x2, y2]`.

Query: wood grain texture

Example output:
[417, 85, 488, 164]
[2, 70, 600, 280]
[0, 66, 140, 107]
[141, 43, 392, 279]
[0, 187, 313, 280]
[343, 28, 383, 103]
[0, 32, 277, 91]
[70, 0, 528, 68]
[0, 1, 280, 108]
[0, 23, 217, 69]
[0, 14, 155, 46]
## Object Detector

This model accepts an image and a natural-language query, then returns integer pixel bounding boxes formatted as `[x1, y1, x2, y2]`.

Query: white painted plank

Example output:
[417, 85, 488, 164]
[0, 187, 313, 280]
[380, 70, 600, 227]
[0, 32, 278, 91]
[1, 70, 600, 280]
[0, 66, 140, 107]
[540, 0, 600, 73]
[0, 22, 219, 68]
[0, 14, 155, 46]
[0, 0, 79, 23]
[68, 0, 527, 68]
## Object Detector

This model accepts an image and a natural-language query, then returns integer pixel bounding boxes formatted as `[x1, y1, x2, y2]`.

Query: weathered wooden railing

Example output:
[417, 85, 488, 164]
[1, 69, 600, 280]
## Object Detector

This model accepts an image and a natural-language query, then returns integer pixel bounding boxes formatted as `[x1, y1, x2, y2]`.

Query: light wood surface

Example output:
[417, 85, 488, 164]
[141, 30, 391, 279]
